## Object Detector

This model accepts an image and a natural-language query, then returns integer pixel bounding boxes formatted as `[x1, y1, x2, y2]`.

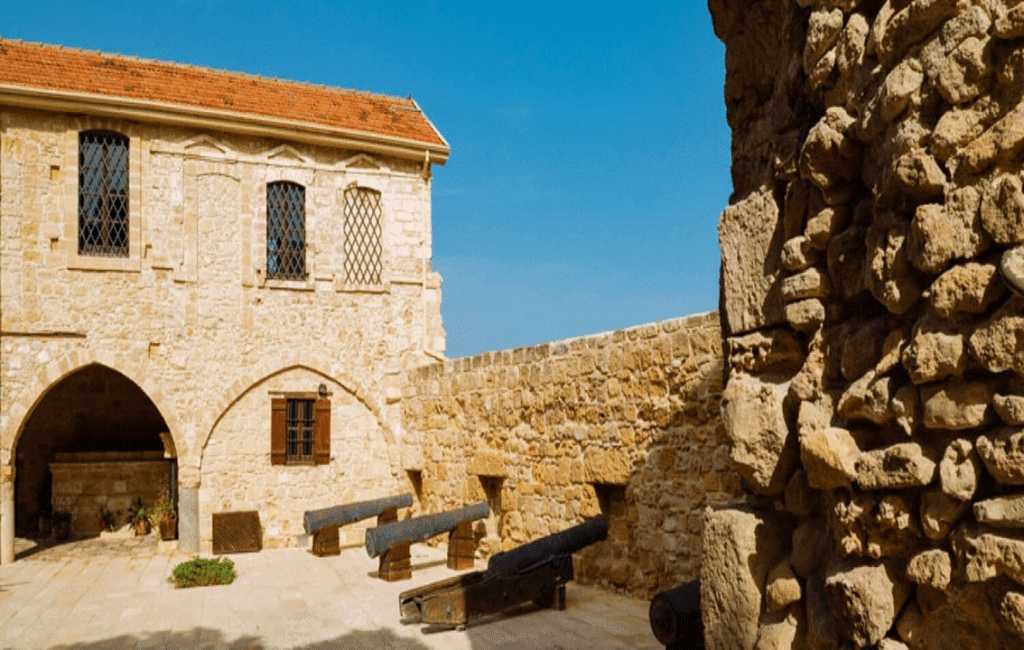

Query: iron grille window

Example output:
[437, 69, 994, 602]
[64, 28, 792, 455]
[344, 187, 383, 285]
[267, 181, 306, 280]
[78, 131, 129, 257]
[286, 398, 315, 464]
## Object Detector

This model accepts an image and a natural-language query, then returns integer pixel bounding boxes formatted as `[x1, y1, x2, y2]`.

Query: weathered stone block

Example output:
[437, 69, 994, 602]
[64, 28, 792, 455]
[582, 449, 630, 486]
[728, 329, 805, 374]
[975, 494, 1024, 528]
[781, 267, 831, 302]
[929, 261, 1004, 318]
[857, 443, 937, 490]
[995, 393, 1024, 425]
[867, 214, 922, 314]
[799, 108, 861, 191]
[970, 296, 1024, 374]
[721, 374, 797, 496]
[765, 561, 802, 612]
[977, 428, 1024, 485]
[902, 312, 969, 384]
[719, 189, 786, 335]
[981, 174, 1024, 245]
[800, 427, 860, 490]
[906, 549, 952, 589]
[940, 438, 982, 501]
[921, 379, 997, 430]
[785, 298, 826, 332]
[701, 507, 786, 650]
[824, 558, 912, 648]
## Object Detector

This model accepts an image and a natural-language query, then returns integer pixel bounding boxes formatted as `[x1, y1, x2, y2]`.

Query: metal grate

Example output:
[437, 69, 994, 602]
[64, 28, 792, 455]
[344, 187, 383, 285]
[267, 181, 306, 280]
[287, 398, 314, 463]
[78, 131, 129, 257]
[212, 511, 262, 554]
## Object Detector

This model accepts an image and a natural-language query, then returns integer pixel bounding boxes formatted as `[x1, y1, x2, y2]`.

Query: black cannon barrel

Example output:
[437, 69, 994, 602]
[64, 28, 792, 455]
[486, 518, 607, 576]
[303, 493, 414, 536]
[649, 579, 702, 648]
[365, 501, 489, 558]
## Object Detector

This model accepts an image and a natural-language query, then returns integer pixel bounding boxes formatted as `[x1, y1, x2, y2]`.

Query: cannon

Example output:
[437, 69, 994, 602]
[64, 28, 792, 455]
[303, 493, 414, 536]
[364, 501, 489, 559]
[649, 579, 702, 650]
[365, 501, 489, 581]
[302, 493, 413, 557]
[398, 518, 608, 629]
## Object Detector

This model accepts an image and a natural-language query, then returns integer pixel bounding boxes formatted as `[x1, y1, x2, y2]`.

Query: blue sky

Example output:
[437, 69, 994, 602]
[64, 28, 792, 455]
[1, 1, 732, 358]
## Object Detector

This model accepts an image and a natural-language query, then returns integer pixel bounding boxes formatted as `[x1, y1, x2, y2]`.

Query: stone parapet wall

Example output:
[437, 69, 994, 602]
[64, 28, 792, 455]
[711, 1, 1024, 648]
[402, 312, 740, 599]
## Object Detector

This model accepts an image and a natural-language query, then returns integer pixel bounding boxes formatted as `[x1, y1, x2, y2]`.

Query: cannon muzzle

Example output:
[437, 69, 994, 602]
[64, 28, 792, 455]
[486, 518, 607, 575]
[303, 493, 414, 536]
[365, 501, 489, 558]
[649, 579, 702, 649]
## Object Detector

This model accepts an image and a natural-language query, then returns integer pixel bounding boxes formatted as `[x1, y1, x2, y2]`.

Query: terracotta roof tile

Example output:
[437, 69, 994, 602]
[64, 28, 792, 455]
[0, 38, 447, 148]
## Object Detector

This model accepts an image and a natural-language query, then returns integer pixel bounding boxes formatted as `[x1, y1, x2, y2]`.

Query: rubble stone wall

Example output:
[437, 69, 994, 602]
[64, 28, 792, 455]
[402, 312, 741, 599]
[709, 1, 1024, 648]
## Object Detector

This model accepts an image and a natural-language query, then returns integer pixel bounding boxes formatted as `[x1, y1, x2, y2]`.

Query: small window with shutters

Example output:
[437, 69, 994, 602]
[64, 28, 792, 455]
[271, 397, 330, 465]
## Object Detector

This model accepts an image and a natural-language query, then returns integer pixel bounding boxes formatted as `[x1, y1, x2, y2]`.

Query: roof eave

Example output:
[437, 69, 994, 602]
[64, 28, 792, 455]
[0, 84, 450, 165]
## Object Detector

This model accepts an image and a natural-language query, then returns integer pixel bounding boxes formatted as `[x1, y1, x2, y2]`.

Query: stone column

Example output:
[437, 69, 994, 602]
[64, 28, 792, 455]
[177, 465, 200, 554]
[1, 465, 15, 564]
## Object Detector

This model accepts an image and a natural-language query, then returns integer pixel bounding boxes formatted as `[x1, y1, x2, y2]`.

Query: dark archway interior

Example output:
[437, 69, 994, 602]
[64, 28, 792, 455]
[15, 364, 167, 535]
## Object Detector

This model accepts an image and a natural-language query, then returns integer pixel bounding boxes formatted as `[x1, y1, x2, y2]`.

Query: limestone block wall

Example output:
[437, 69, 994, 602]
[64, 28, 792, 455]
[0, 106, 444, 558]
[199, 367, 400, 551]
[710, 1, 1024, 648]
[402, 312, 740, 599]
[50, 452, 169, 537]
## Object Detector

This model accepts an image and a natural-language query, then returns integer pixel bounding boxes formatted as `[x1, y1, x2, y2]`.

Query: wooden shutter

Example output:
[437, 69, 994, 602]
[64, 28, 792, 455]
[271, 398, 287, 465]
[314, 398, 331, 465]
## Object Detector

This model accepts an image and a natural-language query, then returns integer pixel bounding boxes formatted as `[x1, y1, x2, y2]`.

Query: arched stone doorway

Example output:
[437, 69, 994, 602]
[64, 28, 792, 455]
[14, 364, 173, 539]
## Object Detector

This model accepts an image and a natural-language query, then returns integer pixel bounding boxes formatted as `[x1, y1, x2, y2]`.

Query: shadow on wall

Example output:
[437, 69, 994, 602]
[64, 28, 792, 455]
[574, 366, 741, 598]
[40, 628, 435, 650]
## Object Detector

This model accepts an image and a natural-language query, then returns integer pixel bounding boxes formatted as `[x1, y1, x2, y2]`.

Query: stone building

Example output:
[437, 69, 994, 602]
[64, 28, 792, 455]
[0, 39, 449, 563]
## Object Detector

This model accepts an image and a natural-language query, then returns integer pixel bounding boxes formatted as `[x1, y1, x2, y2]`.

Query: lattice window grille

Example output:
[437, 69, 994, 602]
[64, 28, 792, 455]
[344, 187, 383, 285]
[267, 182, 306, 280]
[78, 131, 129, 257]
[286, 398, 315, 463]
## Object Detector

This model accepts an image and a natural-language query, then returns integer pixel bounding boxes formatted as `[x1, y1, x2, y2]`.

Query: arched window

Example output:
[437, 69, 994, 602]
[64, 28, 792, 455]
[344, 186, 382, 285]
[78, 131, 129, 257]
[266, 181, 306, 280]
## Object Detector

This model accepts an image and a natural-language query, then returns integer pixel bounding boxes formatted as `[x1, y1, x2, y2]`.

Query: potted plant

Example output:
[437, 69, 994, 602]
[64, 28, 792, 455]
[150, 497, 177, 540]
[127, 498, 150, 536]
[52, 510, 71, 540]
[99, 506, 117, 533]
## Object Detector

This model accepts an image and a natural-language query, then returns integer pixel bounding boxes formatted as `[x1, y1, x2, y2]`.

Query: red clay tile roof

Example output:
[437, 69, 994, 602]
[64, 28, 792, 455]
[0, 38, 447, 150]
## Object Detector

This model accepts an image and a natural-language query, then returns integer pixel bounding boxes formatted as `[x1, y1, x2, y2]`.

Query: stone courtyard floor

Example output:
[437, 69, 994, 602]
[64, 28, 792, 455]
[0, 536, 661, 650]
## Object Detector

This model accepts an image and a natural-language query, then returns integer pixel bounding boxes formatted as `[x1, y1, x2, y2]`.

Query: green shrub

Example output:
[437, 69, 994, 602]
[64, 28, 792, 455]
[169, 557, 235, 588]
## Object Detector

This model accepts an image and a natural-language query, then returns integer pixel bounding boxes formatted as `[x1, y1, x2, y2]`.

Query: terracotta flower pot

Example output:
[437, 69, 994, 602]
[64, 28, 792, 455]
[159, 516, 177, 541]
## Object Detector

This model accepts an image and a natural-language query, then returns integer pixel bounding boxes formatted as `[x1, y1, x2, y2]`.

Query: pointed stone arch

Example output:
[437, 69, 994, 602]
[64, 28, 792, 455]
[196, 360, 399, 476]
[1, 349, 185, 465]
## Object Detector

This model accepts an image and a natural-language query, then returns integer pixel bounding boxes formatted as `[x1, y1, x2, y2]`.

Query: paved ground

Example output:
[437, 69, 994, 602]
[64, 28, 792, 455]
[0, 536, 661, 650]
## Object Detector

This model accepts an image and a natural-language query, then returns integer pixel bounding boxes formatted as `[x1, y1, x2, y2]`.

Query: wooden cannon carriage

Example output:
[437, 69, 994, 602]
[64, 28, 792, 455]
[398, 518, 608, 629]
